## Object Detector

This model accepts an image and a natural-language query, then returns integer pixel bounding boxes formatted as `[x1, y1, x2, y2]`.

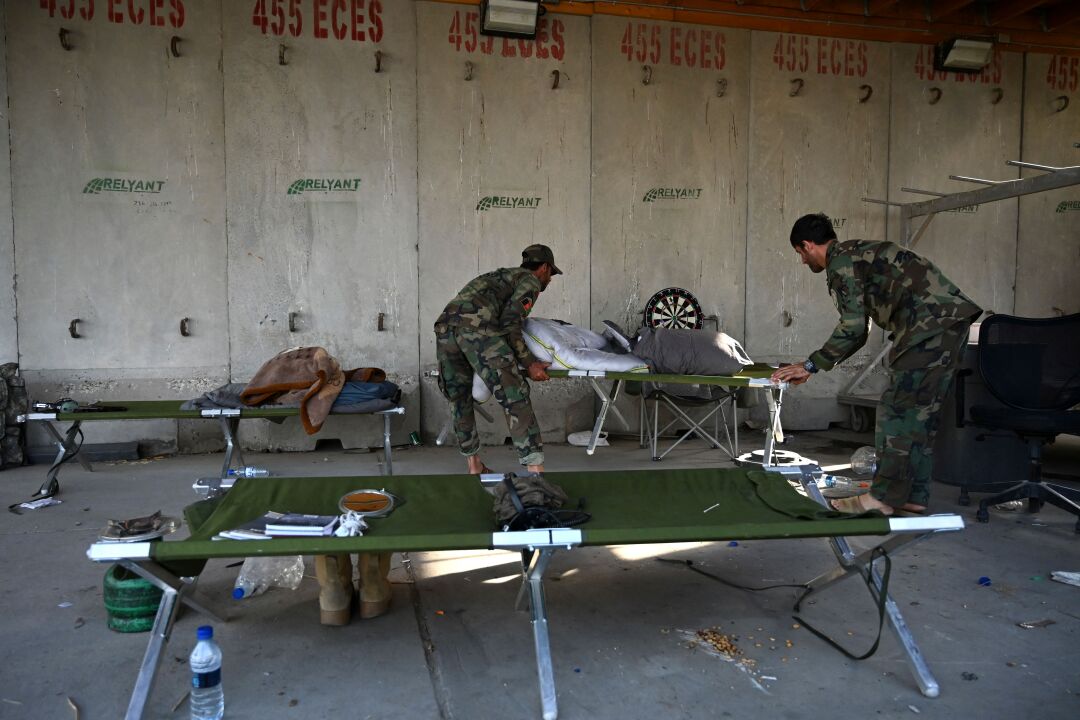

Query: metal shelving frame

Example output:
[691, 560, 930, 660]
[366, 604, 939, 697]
[837, 149, 1080, 429]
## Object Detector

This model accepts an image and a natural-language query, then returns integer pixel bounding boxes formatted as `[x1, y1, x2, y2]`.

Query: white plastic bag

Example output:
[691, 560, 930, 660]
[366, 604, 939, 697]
[232, 555, 305, 599]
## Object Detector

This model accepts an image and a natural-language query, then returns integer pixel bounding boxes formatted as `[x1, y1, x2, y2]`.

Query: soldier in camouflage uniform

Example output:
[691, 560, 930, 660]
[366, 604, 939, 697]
[434, 244, 561, 474]
[772, 213, 981, 515]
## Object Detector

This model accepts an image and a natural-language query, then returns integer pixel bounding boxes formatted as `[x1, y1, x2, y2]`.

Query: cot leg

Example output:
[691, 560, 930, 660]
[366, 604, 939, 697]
[638, 393, 644, 447]
[762, 387, 785, 466]
[835, 536, 940, 698]
[119, 561, 224, 720]
[35, 420, 90, 499]
[124, 583, 179, 720]
[218, 417, 247, 479]
[382, 412, 393, 476]
[651, 399, 660, 460]
[585, 379, 624, 456]
[732, 399, 739, 457]
[517, 548, 559, 720]
[800, 528, 941, 698]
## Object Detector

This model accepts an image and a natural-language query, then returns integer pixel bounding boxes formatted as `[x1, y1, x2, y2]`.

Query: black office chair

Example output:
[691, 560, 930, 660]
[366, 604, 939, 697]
[966, 312, 1080, 532]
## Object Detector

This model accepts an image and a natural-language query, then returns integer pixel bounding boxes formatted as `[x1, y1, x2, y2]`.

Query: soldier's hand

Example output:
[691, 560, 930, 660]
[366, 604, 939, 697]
[771, 363, 811, 385]
[527, 361, 551, 382]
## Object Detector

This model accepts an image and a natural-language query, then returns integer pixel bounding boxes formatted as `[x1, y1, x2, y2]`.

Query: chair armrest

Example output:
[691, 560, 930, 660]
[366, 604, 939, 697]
[954, 368, 973, 428]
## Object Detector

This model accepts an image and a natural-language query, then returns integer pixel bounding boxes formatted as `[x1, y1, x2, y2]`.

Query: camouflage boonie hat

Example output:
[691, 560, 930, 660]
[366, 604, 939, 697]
[522, 244, 562, 275]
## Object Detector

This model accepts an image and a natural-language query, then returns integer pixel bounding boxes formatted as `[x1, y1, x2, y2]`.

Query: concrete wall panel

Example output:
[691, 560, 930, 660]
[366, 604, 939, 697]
[0, 7, 14, 364]
[8, 1, 228, 382]
[591, 17, 750, 341]
[222, 0, 419, 446]
[416, 3, 591, 442]
[887, 46, 1023, 316]
[746, 32, 891, 425]
[1016, 53, 1080, 317]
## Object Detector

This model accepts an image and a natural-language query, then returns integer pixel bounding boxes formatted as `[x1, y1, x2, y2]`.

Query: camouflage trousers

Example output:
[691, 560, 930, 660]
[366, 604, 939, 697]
[435, 326, 544, 466]
[873, 322, 971, 508]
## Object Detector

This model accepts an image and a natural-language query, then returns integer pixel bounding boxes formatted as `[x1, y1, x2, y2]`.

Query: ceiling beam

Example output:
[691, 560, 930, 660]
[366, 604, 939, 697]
[1045, 3, 1080, 31]
[988, 0, 1048, 26]
[865, 0, 902, 15]
[926, 0, 977, 22]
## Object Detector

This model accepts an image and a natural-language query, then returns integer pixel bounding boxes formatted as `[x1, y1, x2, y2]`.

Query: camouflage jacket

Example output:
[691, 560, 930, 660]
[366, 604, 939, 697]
[809, 240, 981, 371]
[434, 267, 542, 366]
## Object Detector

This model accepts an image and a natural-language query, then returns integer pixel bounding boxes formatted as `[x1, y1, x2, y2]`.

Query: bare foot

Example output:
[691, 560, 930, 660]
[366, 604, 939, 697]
[466, 456, 489, 475]
[829, 494, 893, 515]
[526, 464, 545, 476]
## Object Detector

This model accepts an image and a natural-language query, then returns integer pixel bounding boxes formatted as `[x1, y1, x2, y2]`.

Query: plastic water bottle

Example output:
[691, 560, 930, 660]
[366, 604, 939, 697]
[820, 474, 870, 492]
[232, 555, 305, 599]
[850, 446, 878, 476]
[189, 626, 224, 720]
[227, 466, 270, 478]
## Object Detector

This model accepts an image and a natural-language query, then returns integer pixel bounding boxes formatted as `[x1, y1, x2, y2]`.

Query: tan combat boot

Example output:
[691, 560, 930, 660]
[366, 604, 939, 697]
[358, 552, 393, 619]
[314, 553, 355, 626]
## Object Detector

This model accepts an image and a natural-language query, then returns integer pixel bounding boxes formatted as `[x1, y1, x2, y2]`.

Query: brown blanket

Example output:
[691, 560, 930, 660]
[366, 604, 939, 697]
[240, 347, 387, 434]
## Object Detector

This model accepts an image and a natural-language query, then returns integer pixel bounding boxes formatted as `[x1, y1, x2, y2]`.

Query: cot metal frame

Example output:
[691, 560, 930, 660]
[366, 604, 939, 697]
[17, 406, 404, 501]
[87, 467, 963, 720]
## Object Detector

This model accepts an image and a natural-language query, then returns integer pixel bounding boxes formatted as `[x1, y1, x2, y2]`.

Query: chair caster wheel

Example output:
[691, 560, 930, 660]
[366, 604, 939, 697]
[976, 509, 989, 523]
[958, 491, 970, 507]
[651, 457, 661, 462]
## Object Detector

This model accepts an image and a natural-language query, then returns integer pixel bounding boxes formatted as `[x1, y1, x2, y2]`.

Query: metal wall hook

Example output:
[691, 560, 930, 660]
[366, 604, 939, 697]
[288, 311, 299, 332]
[377, 312, 386, 332]
[789, 78, 804, 97]
[464, 61, 474, 81]
[642, 65, 652, 86]
[716, 78, 728, 97]
[374, 50, 382, 73]
[858, 84, 873, 103]
[990, 87, 1003, 105]
[180, 318, 191, 337]
[1054, 95, 1069, 113]
[781, 310, 793, 327]
[551, 69, 561, 89]
[279, 44, 288, 66]
[69, 319, 81, 339]
[169, 36, 182, 58]
[927, 87, 942, 105]
[59, 28, 73, 51]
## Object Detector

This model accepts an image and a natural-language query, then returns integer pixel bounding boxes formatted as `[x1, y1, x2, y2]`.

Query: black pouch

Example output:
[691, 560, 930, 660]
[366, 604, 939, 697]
[492, 474, 590, 531]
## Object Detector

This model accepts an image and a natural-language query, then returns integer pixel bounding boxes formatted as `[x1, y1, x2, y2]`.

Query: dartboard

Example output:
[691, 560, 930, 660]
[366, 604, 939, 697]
[643, 287, 704, 330]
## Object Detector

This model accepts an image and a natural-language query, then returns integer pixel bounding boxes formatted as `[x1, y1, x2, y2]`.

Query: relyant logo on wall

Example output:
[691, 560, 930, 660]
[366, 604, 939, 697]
[476, 196, 543, 212]
[284, 175, 364, 204]
[1056, 201, 1080, 213]
[287, 178, 363, 196]
[642, 188, 703, 202]
[82, 178, 166, 194]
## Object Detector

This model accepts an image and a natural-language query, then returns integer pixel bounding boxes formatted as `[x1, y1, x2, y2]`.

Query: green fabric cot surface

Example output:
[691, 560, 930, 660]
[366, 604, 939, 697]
[547, 363, 777, 387]
[149, 468, 890, 562]
[53, 400, 303, 421]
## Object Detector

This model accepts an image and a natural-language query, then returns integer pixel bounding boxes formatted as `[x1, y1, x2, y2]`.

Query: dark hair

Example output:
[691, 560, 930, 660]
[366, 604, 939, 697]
[521, 261, 545, 271]
[789, 213, 837, 248]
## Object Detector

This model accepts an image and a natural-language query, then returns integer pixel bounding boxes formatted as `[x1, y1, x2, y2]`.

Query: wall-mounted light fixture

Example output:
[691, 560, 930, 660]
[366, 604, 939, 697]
[933, 38, 993, 73]
[479, 0, 543, 39]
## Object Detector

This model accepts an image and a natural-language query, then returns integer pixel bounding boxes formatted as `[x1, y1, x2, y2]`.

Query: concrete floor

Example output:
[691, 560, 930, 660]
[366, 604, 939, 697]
[1, 430, 1078, 720]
